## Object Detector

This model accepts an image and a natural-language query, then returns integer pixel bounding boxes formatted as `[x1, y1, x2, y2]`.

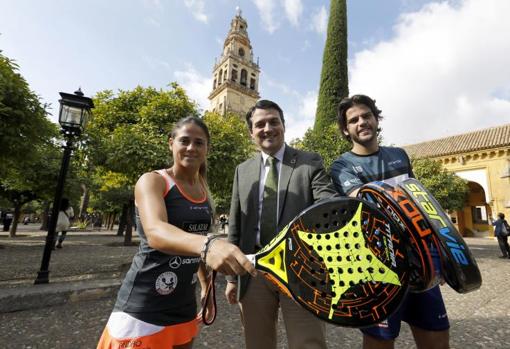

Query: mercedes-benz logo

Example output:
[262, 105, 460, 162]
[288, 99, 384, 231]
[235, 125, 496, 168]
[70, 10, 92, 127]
[169, 256, 182, 269]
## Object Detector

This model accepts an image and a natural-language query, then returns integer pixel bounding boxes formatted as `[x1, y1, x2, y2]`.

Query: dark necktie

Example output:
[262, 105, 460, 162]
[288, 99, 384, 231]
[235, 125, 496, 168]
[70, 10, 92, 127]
[260, 156, 278, 246]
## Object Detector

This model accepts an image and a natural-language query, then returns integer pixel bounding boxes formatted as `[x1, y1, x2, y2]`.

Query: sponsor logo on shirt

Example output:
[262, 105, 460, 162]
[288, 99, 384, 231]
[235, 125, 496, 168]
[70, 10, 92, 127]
[352, 165, 363, 173]
[169, 256, 200, 269]
[388, 160, 402, 166]
[155, 271, 178, 295]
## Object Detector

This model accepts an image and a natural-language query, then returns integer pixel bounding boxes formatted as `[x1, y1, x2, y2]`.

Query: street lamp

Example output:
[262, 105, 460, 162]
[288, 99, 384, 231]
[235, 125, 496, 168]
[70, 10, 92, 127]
[35, 88, 94, 284]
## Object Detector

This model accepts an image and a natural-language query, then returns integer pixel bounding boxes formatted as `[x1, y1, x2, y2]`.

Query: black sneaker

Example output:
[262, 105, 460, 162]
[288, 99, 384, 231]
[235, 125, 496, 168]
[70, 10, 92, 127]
[56, 243, 62, 249]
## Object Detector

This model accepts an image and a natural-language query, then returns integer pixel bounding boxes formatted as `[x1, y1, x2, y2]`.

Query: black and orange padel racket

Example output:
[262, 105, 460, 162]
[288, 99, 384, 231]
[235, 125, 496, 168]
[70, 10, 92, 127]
[398, 178, 482, 293]
[247, 197, 409, 327]
[358, 181, 442, 292]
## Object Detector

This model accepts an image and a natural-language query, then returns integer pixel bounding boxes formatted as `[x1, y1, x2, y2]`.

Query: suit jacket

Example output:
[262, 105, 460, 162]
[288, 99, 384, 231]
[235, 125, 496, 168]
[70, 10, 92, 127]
[228, 145, 338, 300]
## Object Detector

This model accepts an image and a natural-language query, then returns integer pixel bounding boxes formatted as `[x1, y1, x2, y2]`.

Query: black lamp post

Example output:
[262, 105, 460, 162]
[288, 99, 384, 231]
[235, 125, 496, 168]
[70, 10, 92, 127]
[35, 88, 94, 284]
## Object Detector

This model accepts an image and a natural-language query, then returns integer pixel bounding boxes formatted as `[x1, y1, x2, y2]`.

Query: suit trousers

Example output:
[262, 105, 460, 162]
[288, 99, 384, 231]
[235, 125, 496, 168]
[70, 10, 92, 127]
[239, 273, 327, 349]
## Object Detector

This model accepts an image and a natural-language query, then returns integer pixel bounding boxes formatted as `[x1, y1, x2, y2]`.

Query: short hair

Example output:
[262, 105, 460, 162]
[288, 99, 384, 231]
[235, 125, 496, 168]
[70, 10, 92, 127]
[498, 212, 505, 219]
[337, 94, 383, 141]
[245, 99, 285, 131]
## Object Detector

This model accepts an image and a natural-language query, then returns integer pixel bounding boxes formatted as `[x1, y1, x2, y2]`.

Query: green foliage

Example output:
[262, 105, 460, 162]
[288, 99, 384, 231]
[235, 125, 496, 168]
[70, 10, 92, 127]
[314, 0, 349, 132]
[0, 51, 69, 235]
[204, 111, 255, 212]
[85, 84, 198, 213]
[291, 124, 350, 171]
[411, 158, 469, 211]
[0, 51, 57, 178]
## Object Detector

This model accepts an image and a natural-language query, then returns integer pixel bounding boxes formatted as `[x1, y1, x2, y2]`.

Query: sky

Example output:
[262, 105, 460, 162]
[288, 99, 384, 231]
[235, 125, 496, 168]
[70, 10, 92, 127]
[1, 0, 509, 146]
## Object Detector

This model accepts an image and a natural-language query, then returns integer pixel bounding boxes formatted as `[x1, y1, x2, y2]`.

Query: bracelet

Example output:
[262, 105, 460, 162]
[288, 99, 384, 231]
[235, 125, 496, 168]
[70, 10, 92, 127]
[200, 235, 221, 265]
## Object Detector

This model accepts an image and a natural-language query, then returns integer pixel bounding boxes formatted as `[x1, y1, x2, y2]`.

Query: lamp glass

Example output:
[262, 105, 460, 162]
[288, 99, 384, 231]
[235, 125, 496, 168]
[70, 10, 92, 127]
[59, 105, 84, 129]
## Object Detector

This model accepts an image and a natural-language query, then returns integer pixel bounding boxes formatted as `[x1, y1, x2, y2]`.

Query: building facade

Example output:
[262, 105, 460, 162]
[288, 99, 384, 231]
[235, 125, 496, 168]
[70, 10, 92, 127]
[208, 9, 260, 116]
[404, 123, 510, 237]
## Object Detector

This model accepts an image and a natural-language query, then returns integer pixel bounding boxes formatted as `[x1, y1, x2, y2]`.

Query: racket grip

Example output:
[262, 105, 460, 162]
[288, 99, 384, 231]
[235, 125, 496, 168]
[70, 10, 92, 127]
[246, 254, 256, 266]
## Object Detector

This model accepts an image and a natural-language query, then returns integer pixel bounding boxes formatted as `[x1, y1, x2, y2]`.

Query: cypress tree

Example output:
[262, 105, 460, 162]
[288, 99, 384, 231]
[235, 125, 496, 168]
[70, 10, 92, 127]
[314, 0, 349, 132]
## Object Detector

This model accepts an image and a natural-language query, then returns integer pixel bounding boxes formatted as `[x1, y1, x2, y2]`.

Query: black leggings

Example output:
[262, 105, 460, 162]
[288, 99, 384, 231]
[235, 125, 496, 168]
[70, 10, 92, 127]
[497, 235, 510, 257]
[56, 231, 67, 244]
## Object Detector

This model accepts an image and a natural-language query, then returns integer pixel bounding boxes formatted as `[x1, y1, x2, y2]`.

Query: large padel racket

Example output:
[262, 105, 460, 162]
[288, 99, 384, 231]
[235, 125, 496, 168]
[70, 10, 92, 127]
[248, 197, 409, 328]
[358, 181, 442, 292]
[398, 178, 482, 293]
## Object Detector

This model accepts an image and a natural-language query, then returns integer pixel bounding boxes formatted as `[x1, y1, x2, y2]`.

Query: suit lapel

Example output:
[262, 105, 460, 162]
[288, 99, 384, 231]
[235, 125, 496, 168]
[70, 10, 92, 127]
[245, 153, 262, 222]
[278, 146, 297, 224]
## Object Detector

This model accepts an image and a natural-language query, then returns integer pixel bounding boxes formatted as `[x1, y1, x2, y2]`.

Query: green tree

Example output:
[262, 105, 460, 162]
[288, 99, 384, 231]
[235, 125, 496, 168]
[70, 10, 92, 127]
[204, 111, 255, 212]
[292, 124, 350, 171]
[0, 51, 56, 176]
[0, 51, 66, 236]
[86, 84, 197, 244]
[314, 0, 349, 133]
[411, 158, 468, 211]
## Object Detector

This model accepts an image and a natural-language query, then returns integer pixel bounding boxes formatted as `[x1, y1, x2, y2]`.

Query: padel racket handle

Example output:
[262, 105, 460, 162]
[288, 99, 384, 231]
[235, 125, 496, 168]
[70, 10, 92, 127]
[246, 254, 256, 266]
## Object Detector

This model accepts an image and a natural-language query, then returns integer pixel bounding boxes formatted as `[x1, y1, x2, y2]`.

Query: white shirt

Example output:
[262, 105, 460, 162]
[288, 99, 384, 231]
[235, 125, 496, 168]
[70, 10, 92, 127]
[256, 144, 285, 246]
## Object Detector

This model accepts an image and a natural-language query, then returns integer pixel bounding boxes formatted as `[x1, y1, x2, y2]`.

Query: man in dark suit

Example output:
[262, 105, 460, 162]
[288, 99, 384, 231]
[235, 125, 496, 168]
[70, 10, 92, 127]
[225, 99, 337, 349]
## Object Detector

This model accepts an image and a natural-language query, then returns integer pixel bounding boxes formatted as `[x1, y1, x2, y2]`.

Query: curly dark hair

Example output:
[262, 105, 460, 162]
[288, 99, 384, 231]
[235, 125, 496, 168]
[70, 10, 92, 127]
[337, 94, 383, 141]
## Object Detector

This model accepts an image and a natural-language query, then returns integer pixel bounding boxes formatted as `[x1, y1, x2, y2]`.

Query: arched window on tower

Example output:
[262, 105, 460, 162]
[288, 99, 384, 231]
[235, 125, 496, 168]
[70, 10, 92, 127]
[232, 69, 238, 82]
[239, 47, 245, 57]
[218, 70, 223, 85]
[213, 79, 217, 89]
[224, 69, 227, 82]
[250, 78, 256, 90]
[240, 69, 247, 86]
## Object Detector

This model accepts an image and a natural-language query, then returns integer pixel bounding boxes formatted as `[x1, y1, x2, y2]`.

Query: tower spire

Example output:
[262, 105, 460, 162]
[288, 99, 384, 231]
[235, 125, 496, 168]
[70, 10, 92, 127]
[208, 9, 260, 116]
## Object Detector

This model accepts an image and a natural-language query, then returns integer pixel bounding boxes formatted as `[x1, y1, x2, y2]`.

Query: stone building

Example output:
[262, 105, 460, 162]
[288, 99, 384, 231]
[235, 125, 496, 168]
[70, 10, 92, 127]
[403, 123, 510, 237]
[208, 8, 260, 116]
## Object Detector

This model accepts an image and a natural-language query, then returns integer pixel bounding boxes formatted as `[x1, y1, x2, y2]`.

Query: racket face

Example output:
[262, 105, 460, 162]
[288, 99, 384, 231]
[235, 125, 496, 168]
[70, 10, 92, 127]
[399, 178, 482, 293]
[255, 197, 409, 327]
[358, 182, 442, 291]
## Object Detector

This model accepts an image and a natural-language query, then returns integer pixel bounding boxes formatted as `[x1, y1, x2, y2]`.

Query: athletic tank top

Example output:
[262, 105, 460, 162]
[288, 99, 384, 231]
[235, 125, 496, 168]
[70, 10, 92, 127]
[114, 169, 212, 326]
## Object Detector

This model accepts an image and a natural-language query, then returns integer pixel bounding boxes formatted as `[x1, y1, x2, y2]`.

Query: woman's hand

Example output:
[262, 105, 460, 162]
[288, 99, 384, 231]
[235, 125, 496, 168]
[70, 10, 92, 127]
[205, 239, 256, 277]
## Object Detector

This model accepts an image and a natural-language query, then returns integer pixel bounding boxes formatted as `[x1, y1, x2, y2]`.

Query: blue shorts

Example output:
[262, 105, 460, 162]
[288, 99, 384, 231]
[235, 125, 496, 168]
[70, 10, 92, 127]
[361, 286, 449, 340]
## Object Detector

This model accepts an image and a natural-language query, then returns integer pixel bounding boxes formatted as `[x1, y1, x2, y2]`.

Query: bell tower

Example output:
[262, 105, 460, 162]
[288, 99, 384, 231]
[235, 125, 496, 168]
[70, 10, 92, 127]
[208, 8, 260, 115]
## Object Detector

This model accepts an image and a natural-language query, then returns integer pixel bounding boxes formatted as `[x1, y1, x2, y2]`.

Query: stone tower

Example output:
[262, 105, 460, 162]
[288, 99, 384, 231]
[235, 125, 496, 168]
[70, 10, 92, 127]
[208, 8, 260, 115]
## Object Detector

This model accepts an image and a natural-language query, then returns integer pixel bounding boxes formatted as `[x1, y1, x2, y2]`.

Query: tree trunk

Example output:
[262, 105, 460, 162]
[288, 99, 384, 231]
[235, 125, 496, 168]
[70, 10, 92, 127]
[117, 204, 127, 236]
[109, 213, 117, 230]
[124, 199, 135, 246]
[79, 183, 89, 219]
[40, 201, 50, 231]
[9, 203, 22, 238]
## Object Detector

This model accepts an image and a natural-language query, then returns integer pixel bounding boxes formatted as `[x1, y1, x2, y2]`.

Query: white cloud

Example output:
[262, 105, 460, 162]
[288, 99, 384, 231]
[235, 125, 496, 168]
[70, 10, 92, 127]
[145, 17, 161, 27]
[349, 0, 510, 146]
[142, 55, 171, 71]
[174, 64, 212, 112]
[310, 5, 327, 34]
[184, 0, 208, 23]
[283, 0, 303, 27]
[285, 90, 318, 141]
[252, 0, 279, 33]
[142, 0, 162, 9]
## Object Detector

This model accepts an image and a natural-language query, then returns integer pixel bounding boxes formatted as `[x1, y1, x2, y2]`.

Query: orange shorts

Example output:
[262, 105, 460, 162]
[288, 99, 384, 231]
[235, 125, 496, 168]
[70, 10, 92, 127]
[97, 312, 199, 349]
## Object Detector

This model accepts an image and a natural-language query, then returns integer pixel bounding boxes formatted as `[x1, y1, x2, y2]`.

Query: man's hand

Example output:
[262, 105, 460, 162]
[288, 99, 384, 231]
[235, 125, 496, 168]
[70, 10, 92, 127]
[225, 281, 238, 305]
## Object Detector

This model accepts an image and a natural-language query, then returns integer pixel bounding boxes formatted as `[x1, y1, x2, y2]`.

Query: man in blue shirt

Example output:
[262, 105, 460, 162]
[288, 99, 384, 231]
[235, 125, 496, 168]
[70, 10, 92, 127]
[331, 94, 450, 349]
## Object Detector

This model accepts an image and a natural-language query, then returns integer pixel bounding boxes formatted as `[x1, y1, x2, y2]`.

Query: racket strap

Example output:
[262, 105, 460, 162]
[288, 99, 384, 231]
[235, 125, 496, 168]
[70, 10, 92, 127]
[200, 270, 217, 325]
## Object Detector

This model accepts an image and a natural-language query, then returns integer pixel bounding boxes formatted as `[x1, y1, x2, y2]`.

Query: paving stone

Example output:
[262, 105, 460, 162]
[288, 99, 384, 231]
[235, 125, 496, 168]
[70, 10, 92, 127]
[0, 225, 509, 348]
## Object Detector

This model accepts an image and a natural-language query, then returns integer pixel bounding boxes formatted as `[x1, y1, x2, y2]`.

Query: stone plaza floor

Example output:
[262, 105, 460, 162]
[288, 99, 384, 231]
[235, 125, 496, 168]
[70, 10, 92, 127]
[0, 224, 509, 348]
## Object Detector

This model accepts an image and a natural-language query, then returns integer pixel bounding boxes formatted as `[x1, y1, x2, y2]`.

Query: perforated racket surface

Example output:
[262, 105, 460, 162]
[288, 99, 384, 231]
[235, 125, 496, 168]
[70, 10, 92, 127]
[251, 197, 409, 327]
[399, 178, 482, 293]
[358, 181, 442, 292]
